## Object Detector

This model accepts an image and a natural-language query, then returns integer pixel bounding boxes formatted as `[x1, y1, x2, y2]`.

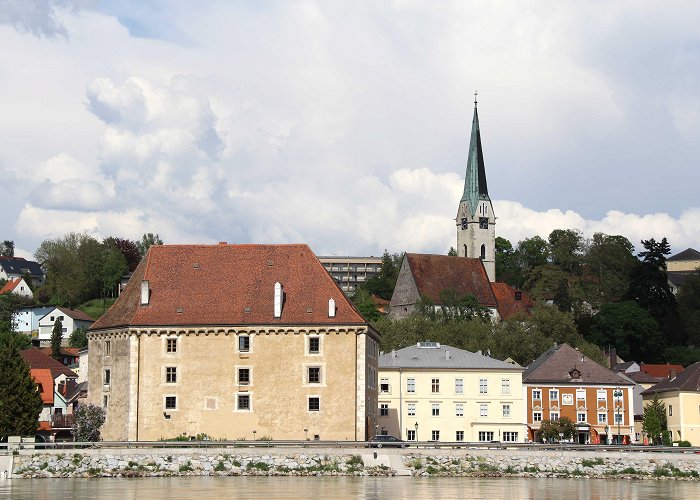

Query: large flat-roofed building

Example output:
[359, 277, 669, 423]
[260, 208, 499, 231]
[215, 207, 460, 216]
[88, 243, 380, 442]
[317, 256, 383, 295]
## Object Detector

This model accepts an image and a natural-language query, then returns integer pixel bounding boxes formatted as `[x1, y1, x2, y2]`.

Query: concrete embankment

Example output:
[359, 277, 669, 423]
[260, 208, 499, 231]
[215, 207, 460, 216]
[5, 446, 700, 480]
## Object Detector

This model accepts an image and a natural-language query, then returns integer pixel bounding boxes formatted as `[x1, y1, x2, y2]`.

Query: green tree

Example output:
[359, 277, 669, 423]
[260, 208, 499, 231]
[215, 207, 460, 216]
[677, 271, 700, 347]
[35, 232, 89, 306]
[69, 327, 88, 349]
[495, 237, 522, 286]
[515, 236, 549, 282]
[362, 250, 402, 301]
[107, 237, 141, 272]
[435, 289, 490, 322]
[548, 229, 584, 275]
[51, 317, 63, 359]
[137, 232, 163, 257]
[72, 403, 106, 442]
[351, 288, 380, 322]
[0, 342, 43, 438]
[538, 417, 576, 443]
[584, 233, 636, 307]
[642, 393, 667, 445]
[0, 240, 14, 257]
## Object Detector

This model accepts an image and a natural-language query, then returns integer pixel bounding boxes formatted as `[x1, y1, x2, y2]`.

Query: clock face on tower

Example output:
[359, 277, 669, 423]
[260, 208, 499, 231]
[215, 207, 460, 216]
[461, 218, 468, 229]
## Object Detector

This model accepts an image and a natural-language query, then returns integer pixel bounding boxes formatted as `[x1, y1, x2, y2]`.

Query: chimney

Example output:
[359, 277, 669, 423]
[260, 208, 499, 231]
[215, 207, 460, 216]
[608, 347, 617, 369]
[670, 369, 677, 379]
[328, 298, 336, 318]
[446, 350, 450, 360]
[477, 350, 482, 355]
[218, 241, 227, 245]
[274, 282, 283, 318]
[391, 349, 396, 358]
[140, 281, 150, 305]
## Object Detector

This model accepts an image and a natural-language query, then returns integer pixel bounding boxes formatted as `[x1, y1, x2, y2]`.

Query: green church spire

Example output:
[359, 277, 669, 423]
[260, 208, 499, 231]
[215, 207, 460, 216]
[460, 95, 490, 217]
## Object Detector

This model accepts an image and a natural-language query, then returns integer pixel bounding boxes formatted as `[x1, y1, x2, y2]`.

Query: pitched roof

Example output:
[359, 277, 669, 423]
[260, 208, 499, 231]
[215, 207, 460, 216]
[21, 348, 78, 379]
[668, 248, 700, 261]
[640, 362, 684, 378]
[643, 362, 700, 394]
[44, 307, 95, 322]
[627, 371, 662, 384]
[0, 278, 20, 294]
[490, 282, 533, 320]
[523, 343, 632, 386]
[0, 256, 44, 277]
[91, 243, 367, 330]
[404, 254, 497, 308]
[31, 368, 54, 405]
[379, 343, 522, 371]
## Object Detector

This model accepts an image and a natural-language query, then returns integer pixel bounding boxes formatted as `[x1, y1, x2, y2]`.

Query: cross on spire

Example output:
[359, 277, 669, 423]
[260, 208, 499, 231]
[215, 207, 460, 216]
[474, 90, 478, 107]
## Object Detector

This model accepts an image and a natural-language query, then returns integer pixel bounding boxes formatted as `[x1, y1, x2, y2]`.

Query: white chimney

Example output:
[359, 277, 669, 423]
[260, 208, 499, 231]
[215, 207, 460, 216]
[328, 298, 336, 317]
[140, 281, 149, 305]
[274, 282, 283, 318]
[446, 350, 450, 360]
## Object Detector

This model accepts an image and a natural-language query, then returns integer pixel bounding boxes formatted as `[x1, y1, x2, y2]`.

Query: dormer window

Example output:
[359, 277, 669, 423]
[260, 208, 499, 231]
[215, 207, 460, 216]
[570, 369, 581, 379]
[515, 291, 522, 301]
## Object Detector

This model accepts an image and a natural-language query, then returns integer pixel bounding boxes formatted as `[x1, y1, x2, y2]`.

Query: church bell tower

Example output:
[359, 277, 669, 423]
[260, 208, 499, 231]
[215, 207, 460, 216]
[456, 95, 496, 282]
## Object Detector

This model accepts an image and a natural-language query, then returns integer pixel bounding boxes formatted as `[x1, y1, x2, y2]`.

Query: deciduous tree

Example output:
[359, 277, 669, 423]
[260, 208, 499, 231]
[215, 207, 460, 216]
[72, 403, 106, 442]
[137, 233, 163, 257]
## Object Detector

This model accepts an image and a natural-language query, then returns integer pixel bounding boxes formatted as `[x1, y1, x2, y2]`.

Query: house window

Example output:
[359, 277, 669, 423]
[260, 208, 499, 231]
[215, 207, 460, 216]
[431, 430, 440, 441]
[456, 430, 464, 441]
[576, 389, 586, 403]
[238, 335, 250, 352]
[166, 338, 177, 353]
[455, 378, 463, 394]
[431, 378, 440, 393]
[407, 378, 416, 393]
[598, 413, 607, 424]
[480, 404, 488, 417]
[501, 378, 510, 395]
[308, 367, 321, 384]
[379, 403, 389, 417]
[238, 368, 250, 385]
[237, 394, 251, 411]
[668, 405, 673, 417]
[456, 403, 464, 417]
[407, 430, 416, 441]
[502, 404, 511, 417]
[104, 340, 111, 356]
[478, 431, 494, 442]
[165, 367, 177, 384]
[102, 395, 109, 408]
[597, 390, 607, 406]
[103, 369, 111, 386]
[533, 412, 542, 422]
[479, 378, 488, 394]
[407, 403, 416, 416]
[503, 432, 518, 442]
[308, 337, 320, 354]
[532, 390, 541, 401]
[550, 411, 560, 421]
[614, 412, 623, 424]
[549, 389, 559, 401]
[380, 378, 390, 393]
[577, 412, 586, 423]
[308, 397, 320, 412]
[432, 403, 440, 417]
[165, 396, 177, 410]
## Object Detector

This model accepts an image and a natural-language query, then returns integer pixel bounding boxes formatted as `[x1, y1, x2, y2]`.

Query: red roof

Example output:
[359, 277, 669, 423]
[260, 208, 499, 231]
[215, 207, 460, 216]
[39, 347, 79, 358]
[404, 254, 497, 308]
[91, 243, 367, 329]
[491, 282, 533, 320]
[21, 348, 78, 379]
[0, 278, 20, 294]
[640, 363, 684, 378]
[31, 368, 54, 405]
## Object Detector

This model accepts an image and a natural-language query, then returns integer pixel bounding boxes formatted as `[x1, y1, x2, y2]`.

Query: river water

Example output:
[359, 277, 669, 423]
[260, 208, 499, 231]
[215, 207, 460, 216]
[1, 476, 694, 499]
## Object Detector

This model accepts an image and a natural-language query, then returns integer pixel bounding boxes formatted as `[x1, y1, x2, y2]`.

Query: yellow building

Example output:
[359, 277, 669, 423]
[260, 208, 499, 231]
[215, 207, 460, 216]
[377, 343, 525, 443]
[642, 361, 700, 445]
[87, 243, 380, 442]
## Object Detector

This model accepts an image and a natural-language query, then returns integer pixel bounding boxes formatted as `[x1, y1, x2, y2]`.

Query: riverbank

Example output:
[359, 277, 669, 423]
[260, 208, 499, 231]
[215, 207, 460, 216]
[7, 447, 700, 480]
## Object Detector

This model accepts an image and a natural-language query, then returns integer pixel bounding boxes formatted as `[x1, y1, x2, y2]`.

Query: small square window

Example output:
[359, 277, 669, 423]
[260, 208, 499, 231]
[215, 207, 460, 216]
[407, 429, 416, 441]
[238, 368, 250, 385]
[532, 390, 541, 400]
[165, 366, 177, 384]
[431, 430, 440, 441]
[239, 336, 250, 352]
[456, 430, 464, 441]
[308, 367, 321, 384]
[598, 413, 607, 424]
[165, 396, 177, 410]
[533, 412, 542, 422]
[308, 397, 320, 412]
[379, 403, 389, 417]
[432, 403, 440, 416]
[431, 378, 440, 393]
[166, 338, 177, 353]
[309, 337, 320, 354]
[237, 394, 250, 411]
[380, 378, 390, 393]
[577, 412, 587, 423]
[549, 389, 559, 400]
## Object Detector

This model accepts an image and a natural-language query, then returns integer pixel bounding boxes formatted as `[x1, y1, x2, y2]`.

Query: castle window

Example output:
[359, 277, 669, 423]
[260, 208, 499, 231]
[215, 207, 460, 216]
[480, 244, 486, 260]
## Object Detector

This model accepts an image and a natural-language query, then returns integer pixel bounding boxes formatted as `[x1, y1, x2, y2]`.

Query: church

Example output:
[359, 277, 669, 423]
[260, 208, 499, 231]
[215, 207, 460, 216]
[389, 99, 530, 320]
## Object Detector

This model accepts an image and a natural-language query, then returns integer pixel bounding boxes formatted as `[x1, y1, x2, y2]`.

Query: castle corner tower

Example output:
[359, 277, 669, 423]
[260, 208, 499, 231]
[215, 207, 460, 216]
[456, 97, 496, 282]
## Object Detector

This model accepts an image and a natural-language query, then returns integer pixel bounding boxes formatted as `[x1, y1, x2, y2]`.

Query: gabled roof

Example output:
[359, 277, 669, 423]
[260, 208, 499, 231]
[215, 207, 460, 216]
[643, 362, 700, 394]
[379, 343, 522, 371]
[523, 343, 632, 386]
[21, 348, 78, 379]
[39, 307, 94, 323]
[627, 371, 662, 384]
[0, 256, 44, 276]
[91, 243, 367, 330]
[490, 282, 533, 320]
[0, 278, 21, 294]
[404, 254, 497, 308]
[668, 248, 700, 261]
[31, 368, 54, 405]
[640, 362, 684, 379]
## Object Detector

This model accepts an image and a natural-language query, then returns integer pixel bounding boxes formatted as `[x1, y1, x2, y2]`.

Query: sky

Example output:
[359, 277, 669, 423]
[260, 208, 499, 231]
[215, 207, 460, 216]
[1, 0, 699, 260]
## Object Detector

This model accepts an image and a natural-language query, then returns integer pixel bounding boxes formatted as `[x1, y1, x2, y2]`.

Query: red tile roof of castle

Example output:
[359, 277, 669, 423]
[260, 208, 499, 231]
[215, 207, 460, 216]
[91, 243, 367, 330]
[404, 254, 497, 308]
[490, 282, 533, 320]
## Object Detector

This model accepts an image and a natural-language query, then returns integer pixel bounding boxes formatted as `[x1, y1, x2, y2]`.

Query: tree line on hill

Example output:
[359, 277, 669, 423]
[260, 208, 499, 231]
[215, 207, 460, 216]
[353, 230, 700, 367]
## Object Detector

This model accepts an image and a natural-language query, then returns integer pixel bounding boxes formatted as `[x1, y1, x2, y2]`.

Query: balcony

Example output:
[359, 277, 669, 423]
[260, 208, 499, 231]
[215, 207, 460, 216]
[51, 414, 75, 429]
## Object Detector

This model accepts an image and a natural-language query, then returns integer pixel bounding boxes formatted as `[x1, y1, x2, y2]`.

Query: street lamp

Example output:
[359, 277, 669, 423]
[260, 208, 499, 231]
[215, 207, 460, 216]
[613, 387, 624, 444]
[414, 422, 419, 443]
[604, 425, 609, 445]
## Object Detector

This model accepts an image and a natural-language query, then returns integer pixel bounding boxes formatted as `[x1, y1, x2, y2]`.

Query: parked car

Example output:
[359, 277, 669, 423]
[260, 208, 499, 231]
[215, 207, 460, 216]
[367, 435, 408, 448]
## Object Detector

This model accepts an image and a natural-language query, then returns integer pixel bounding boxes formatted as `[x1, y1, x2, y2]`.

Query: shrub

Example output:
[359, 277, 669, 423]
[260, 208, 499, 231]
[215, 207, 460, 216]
[347, 455, 364, 466]
[581, 458, 604, 467]
[214, 461, 226, 472]
[72, 403, 106, 442]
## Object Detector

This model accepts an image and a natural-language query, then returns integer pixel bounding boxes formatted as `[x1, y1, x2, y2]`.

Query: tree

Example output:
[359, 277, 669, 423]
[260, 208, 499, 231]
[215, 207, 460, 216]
[515, 236, 549, 281]
[72, 403, 106, 442]
[0, 342, 43, 438]
[495, 237, 522, 286]
[0, 240, 14, 257]
[584, 233, 636, 307]
[677, 271, 700, 347]
[137, 232, 163, 257]
[548, 229, 584, 275]
[642, 393, 667, 445]
[447, 247, 457, 256]
[351, 288, 380, 322]
[51, 317, 63, 359]
[361, 250, 402, 301]
[107, 237, 141, 272]
[69, 327, 88, 349]
[539, 417, 576, 443]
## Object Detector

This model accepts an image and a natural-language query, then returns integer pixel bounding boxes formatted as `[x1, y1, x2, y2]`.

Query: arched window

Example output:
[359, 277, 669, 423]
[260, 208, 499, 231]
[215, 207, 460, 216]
[463, 244, 467, 257]
[480, 244, 486, 260]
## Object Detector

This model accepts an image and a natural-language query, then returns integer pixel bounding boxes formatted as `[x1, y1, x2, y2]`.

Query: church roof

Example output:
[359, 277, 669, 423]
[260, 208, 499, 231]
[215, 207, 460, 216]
[668, 248, 700, 261]
[460, 102, 490, 217]
[90, 243, 368, 330]
[490, 282, 533, 320]
[404, 253, 497, 308]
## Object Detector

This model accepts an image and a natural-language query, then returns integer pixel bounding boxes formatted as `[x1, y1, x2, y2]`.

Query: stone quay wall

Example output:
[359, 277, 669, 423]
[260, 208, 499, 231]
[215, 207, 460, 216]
[8, 446, 700, 480]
